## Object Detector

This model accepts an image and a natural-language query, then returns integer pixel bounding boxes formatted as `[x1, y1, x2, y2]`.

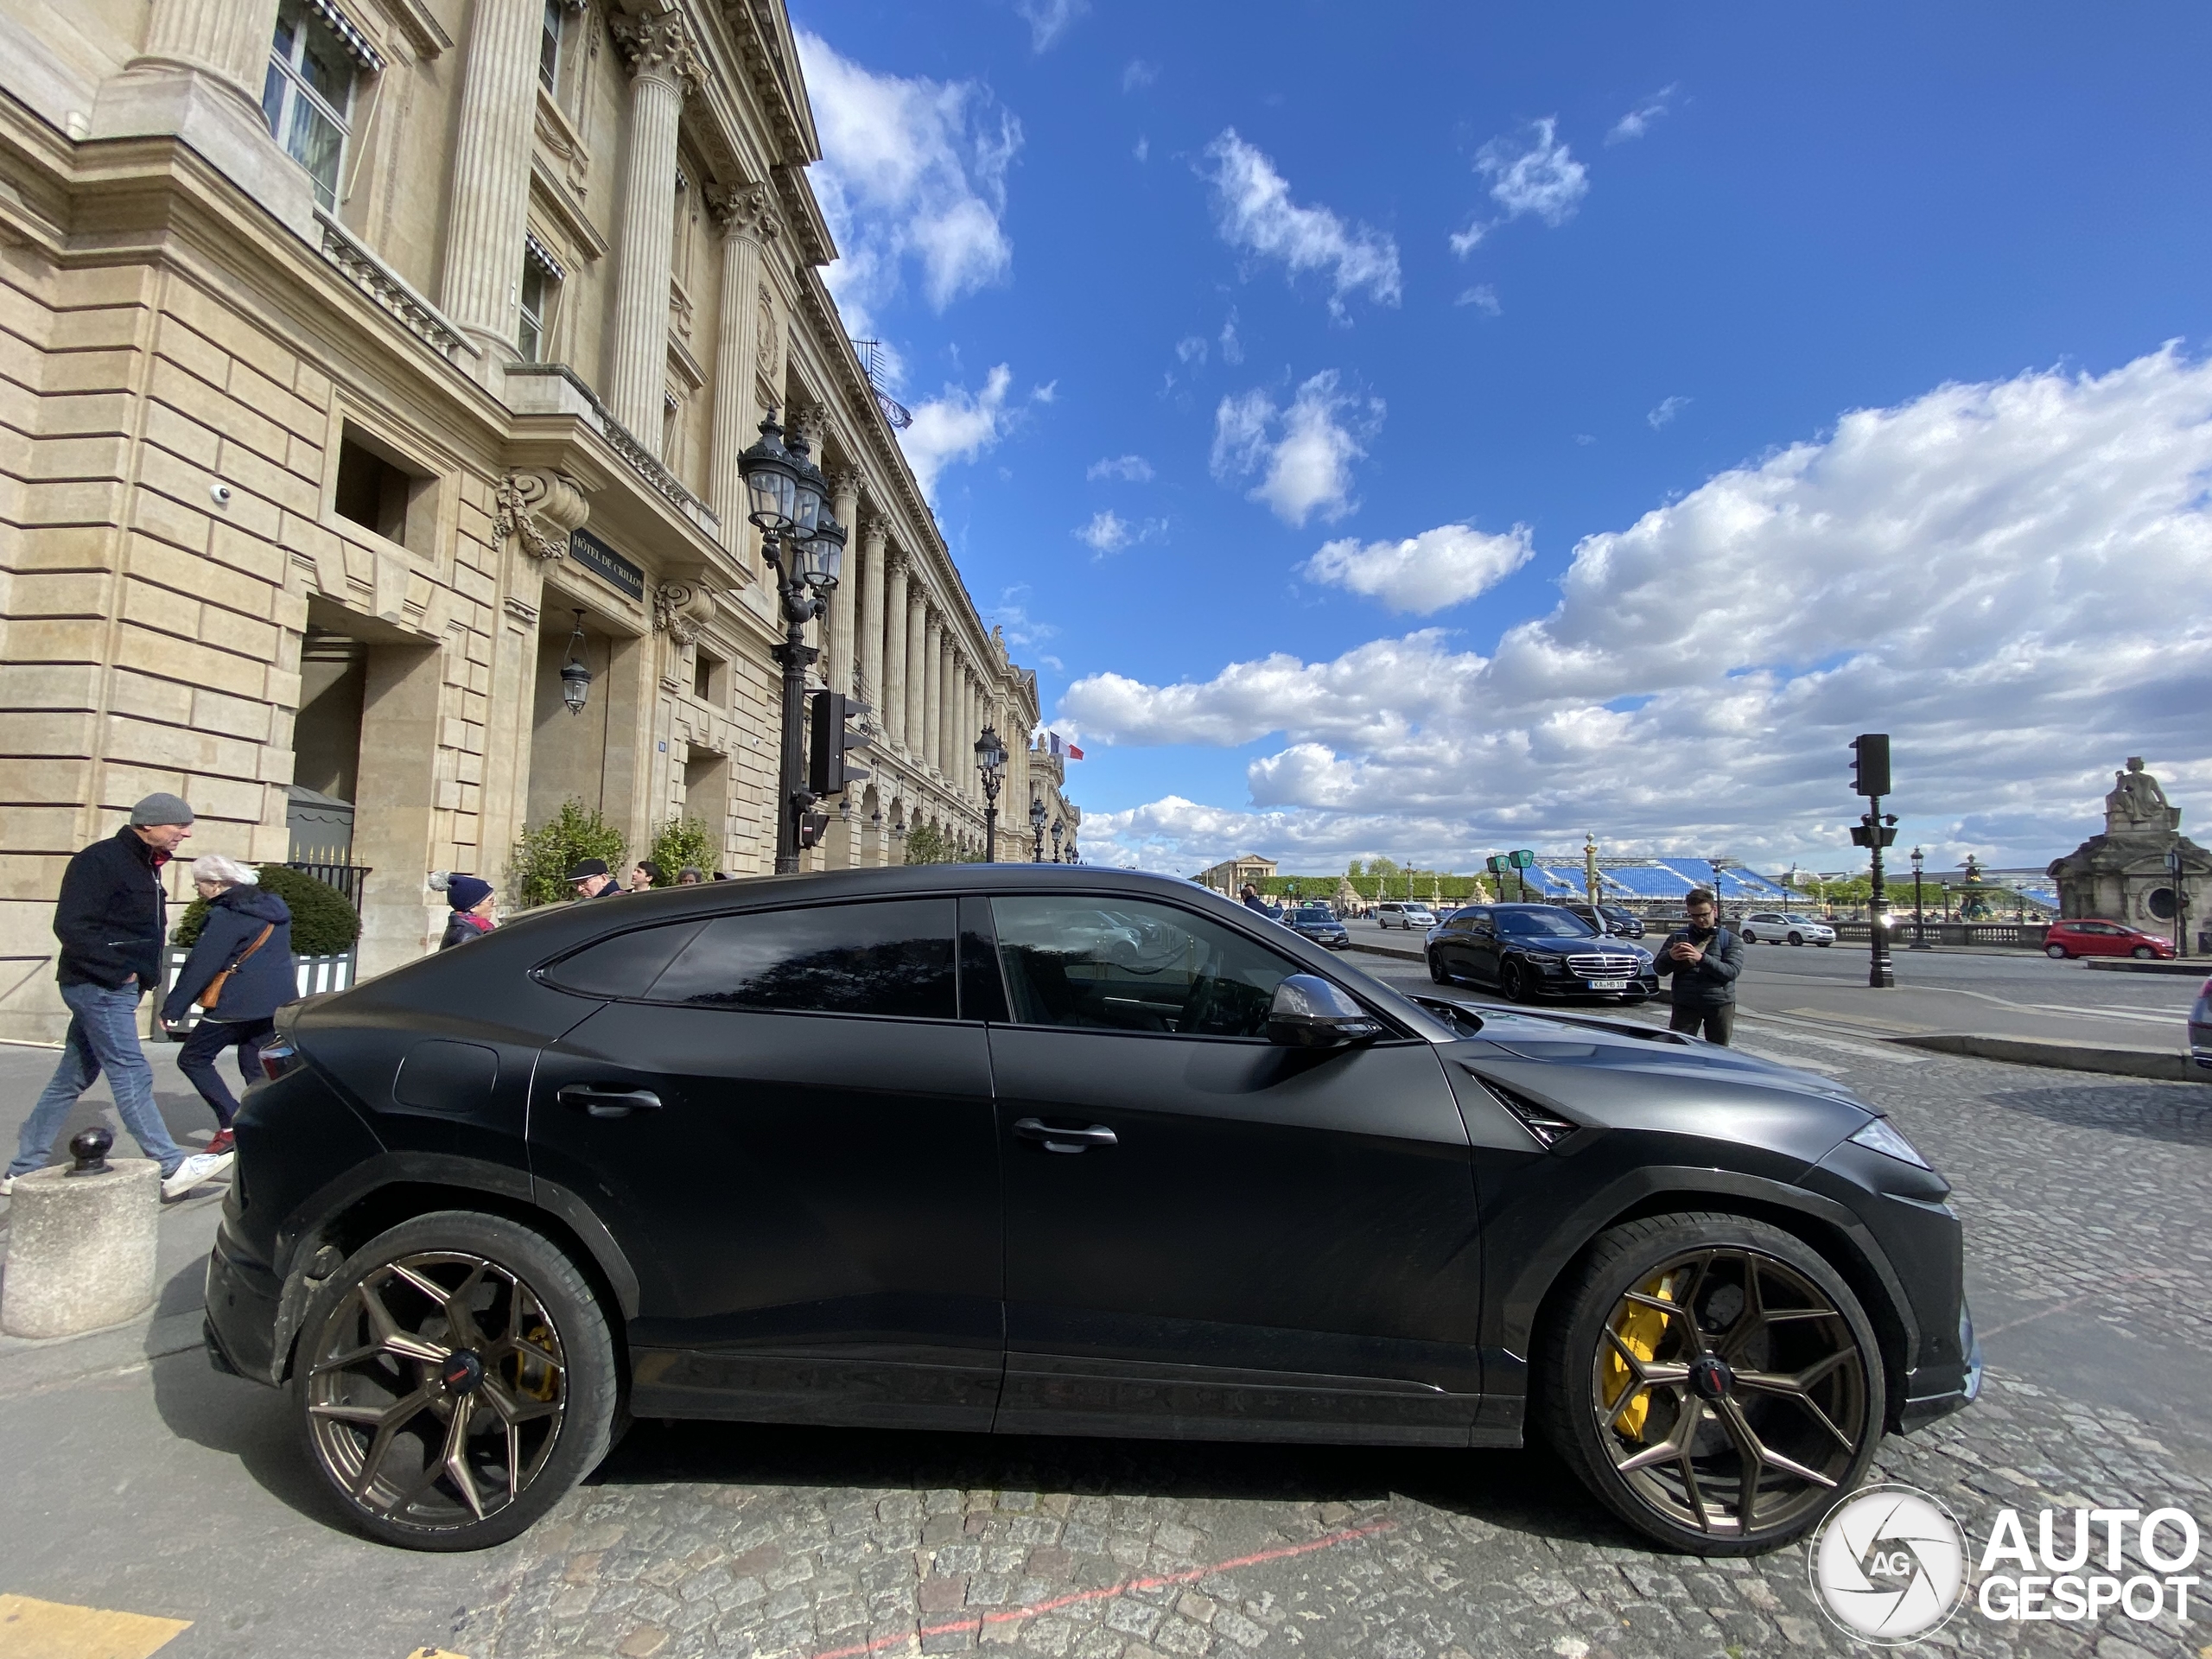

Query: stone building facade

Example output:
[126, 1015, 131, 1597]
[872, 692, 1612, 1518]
[0, 0, 1068, 1040]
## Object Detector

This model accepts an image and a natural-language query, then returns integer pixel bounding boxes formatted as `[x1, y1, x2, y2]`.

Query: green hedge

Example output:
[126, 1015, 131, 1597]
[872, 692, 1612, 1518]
[171, 864, 359, 957]
[511, 800, 626, 909]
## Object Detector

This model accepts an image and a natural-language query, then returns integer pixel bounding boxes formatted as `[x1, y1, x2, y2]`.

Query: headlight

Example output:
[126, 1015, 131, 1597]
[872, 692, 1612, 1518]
[1848, 1116, 1929, 1169]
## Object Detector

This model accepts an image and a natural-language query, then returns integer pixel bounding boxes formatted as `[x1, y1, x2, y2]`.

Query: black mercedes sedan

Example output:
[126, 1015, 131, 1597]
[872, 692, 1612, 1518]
[1285, 903, 1351, 949]
[1427, 903, 1660, 1003]
[204, 866, 1976, 1558]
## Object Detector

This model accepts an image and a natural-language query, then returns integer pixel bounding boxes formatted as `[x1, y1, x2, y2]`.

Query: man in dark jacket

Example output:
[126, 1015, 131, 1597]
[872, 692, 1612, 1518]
[161, 855, 296, 1156]
[439, 874, 497, 950]
[6, 794, 231, 1199]
[1654, 887, 1745, 1044]
[567, 858, 620, 899]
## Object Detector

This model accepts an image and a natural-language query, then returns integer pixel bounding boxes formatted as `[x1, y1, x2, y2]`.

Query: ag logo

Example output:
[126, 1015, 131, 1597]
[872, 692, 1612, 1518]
[1809, 1483, 1968, 1644]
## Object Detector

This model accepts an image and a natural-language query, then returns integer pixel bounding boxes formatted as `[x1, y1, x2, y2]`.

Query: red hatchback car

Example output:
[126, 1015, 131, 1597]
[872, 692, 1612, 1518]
[2043, 918, 2177, 960]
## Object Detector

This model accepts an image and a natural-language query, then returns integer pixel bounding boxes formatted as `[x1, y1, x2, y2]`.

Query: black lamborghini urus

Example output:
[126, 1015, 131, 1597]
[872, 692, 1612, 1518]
[204, 866, 1977, 1554]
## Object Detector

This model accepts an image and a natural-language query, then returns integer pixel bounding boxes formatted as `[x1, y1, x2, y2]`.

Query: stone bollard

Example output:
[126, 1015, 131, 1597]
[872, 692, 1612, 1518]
[1, 1128, 161, 1339]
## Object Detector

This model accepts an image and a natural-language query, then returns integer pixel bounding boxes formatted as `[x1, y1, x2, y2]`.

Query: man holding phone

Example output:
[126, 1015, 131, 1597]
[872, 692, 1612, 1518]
[1655, 887, 1744, 1044]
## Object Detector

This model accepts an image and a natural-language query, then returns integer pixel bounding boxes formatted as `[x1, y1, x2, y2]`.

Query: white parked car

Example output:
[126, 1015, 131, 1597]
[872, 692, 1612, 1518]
[1376, 902, 1438, 931]
[1739, 910, 1836, 947]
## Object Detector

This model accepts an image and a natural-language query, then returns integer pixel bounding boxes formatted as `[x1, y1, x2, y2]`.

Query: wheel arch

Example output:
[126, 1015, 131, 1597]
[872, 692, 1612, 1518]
[267, 1158, 641, 1387]
[1506, 1167, 1917, 1430]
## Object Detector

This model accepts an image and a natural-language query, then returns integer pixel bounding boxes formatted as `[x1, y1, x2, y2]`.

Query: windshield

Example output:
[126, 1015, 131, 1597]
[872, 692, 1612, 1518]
[1294, 906, 1335, 922]
[1496, 909, 1599, 938]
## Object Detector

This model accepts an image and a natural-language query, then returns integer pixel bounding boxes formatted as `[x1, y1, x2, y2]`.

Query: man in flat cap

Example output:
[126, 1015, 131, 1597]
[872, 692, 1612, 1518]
[566, 858, 620, 899]
[5, 794, 232, 1200]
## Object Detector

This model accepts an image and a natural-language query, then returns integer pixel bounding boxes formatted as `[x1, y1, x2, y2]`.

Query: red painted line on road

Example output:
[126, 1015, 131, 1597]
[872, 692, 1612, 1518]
[808, 1518, 1396, 1659]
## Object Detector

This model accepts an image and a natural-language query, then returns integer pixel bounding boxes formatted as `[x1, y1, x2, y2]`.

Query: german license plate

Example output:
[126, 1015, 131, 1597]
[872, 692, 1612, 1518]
[1588, 977, 1630, 991]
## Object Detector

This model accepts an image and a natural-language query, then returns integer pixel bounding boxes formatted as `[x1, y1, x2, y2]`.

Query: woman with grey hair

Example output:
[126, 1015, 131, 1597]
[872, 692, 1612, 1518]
[161, 855, 296, 1155]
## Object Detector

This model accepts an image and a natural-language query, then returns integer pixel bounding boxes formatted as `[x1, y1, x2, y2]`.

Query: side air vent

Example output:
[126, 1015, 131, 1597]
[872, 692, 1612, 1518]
[1465, 1069, 1583, 1147]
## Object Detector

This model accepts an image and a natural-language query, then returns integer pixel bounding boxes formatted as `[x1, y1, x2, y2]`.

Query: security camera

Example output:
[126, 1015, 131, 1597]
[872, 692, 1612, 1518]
[209, 483, 232, 505]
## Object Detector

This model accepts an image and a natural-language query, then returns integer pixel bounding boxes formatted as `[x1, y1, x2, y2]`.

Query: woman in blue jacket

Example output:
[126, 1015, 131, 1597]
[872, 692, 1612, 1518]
[162, 855, 296, 1155]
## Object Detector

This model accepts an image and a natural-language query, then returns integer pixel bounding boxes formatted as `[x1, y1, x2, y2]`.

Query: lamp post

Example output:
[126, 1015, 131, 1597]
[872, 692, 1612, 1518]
[1910, 846, 1930, 950]
[558, 611, 593, 715]
[1051, 817, 1064, 863]
[1029, 796, 1046, 862]
[974, 725, 1007, 861]
[737, 410, 846, 874]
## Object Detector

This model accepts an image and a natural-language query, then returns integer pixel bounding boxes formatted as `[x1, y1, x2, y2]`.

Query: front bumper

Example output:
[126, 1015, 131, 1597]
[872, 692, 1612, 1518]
[1900, 1298, 1982, 1432]
[203, 1212, 289, 1388]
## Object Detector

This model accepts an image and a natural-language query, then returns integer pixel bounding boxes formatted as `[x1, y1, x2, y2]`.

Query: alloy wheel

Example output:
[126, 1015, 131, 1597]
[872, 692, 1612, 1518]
[2045, 944, 2068, 959]
[1592, 1246, 1872, 1541]
[1501, 961, 1531, 1002]
[303, 1250, 568, 1532]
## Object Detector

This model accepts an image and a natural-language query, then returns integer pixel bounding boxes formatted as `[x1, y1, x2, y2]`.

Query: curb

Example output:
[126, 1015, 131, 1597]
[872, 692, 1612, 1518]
[2082, 958, 2206, 977]
[1348, 939, 1425, 963]
[1887, 1032, 2208, 1084]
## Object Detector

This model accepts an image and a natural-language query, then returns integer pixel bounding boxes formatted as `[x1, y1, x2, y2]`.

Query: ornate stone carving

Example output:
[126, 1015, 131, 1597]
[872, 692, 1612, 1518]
[611, 12, 699, 89]
[652, 578, 715, 645]
[2106, 756, 2180, 834]
[708, 181, 780, 241]
[493, 469, 590, 561]
[756, 290, 778, 378]
[317, 213, 465, 358]
[503, 595, 540, 625]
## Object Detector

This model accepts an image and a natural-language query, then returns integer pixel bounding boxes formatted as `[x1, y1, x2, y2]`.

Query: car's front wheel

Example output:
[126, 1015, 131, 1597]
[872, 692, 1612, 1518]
[1500, 960, 1534, 1002]
[1740, 930, 1758, 944]
[1538, 1212, 1885, 1555]
[2045, 944, 2069, 959]
[293, 1210, 620, 1551]
[1427, 950, 1449, 984]
[1787, 932, 1803, 946]
[2133, 945, 2157, 960]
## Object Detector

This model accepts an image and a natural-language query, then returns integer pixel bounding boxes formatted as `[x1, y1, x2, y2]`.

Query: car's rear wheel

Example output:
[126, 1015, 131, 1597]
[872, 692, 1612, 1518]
[1500, 960, 1533, 1002]
[293, 1210, 619, 1551]
[2045, 944, 2069, 959]
[1538, 1212, 1884, 1555]
[2132, 945, 2156, 960]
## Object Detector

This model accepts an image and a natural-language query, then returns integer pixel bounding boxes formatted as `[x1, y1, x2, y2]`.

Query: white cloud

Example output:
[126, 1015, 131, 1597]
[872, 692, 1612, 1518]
[795, 33, 1020, 332]
[1014, 0, 1087, 52]
[1134, 137, 1149, 163]
[1198, 130, 1402, 318]
[1122, 59, 1158, 92]
[899, 365, 1015, 498]
[987, 584, 1058, 652]
[1087, 454, 1154, 482]
[1453, 117, 1588, 255]
[1076, 509, 1166, 556]
[1211, 371, 1381, 526]
[1067, 347, 2212, 872]
[1607, 85, 1678, 144]
[1219, 310, 1244, 365]
[1175, 335, 1208, 365]
[1456, 284, 1501, 315]
[1648, 395, 1691, 429]
[1302, 523, 1535, 614]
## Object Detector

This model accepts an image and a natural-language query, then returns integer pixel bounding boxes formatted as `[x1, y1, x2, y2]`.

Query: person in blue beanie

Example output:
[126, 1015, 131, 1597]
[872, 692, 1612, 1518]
[440, 874, 497, 950]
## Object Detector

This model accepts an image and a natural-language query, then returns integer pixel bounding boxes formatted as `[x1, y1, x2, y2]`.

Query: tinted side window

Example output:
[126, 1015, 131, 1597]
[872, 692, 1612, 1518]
[648, 899, 957, 1018]
[544, 921, 705, 997]
[991, 896, 1299, 1039]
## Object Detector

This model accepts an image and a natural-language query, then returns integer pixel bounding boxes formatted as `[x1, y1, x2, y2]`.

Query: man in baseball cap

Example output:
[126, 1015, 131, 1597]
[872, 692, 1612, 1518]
[6, 794, 233, 1201]
[566, 858, 619, 899]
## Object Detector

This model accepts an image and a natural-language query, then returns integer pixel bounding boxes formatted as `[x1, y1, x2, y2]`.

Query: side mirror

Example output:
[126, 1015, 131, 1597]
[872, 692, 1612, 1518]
[1267, 975, 1383, 1049]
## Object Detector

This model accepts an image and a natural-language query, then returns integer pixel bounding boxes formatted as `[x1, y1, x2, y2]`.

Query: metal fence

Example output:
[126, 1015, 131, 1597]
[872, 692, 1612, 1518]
[288, 860, 370, 909]
[1829, 921, 2050, 950]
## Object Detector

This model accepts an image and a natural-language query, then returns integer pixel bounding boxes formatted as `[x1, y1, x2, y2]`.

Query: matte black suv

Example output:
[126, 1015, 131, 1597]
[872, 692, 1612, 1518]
[206, 866, 1975, 1556]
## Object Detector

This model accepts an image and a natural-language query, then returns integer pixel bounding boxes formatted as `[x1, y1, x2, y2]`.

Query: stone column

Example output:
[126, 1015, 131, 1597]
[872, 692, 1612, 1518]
[829, 471, 861, 696]
[857, 520, 887, 714]
[707, 184, 778, 562]
[957, 665, 974, 798]
[922, 615, 944, 777]
[882, 552, 909, 749]
[437, 0, 543, 353]
[905, 587, 928, 760]
[607, 15, 696, 442]
[938, 639, 957, 780]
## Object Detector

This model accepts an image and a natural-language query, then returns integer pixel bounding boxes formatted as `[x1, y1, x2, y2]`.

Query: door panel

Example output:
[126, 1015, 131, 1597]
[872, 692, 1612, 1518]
[992, 1027, 1484, 1442]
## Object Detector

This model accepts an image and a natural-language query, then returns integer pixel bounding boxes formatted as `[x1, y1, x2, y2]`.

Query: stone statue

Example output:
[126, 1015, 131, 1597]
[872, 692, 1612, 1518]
[2105, 756, 2180, 834]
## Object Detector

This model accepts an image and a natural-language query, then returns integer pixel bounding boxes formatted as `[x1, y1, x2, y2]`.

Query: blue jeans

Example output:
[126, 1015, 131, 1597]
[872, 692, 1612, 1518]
[10, 979, 185, 1179]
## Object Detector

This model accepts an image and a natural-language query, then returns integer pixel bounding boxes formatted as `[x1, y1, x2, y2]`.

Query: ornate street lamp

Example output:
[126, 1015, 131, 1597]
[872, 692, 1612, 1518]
[1051, 817, 1064, 863]
[740, 410, 843, 873]
[558, 610, 593, 715]
[1029, 796, 1046, 862]
[1910, 845, 1931, 950]
[974, 725, 1007, 861]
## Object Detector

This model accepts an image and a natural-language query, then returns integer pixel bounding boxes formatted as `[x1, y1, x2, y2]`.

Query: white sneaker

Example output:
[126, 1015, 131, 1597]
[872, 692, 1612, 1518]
[161, 1150, 234, 1200]
[0, 1173, 14, 1198]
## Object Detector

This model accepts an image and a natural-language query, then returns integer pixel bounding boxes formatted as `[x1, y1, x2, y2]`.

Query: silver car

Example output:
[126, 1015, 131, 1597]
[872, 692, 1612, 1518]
[1739, 910, 1836, 947]
[1375, 901, 1438, 931]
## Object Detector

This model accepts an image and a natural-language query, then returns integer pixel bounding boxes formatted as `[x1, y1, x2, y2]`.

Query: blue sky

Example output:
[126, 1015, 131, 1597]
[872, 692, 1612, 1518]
[791, 0, 2212, 875]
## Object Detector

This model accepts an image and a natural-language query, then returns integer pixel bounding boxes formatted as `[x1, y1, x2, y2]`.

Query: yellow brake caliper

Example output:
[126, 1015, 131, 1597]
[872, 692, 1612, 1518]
[511, 1322, 558, 1402]
[1601, 1273, 1675, 1440]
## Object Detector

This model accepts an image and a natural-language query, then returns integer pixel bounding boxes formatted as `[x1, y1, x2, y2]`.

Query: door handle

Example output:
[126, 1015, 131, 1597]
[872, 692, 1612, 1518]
[557, 1084, 663, 1119]
[1012, 1117, 1117, 1154]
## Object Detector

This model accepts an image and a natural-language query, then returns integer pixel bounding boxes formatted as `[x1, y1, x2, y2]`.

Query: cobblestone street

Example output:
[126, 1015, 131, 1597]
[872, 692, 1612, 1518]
[454, 1042, 2212, 1659]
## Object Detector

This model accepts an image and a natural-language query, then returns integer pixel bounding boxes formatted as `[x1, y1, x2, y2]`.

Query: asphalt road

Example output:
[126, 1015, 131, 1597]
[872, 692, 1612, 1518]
[2, 1005, 2209, 1658]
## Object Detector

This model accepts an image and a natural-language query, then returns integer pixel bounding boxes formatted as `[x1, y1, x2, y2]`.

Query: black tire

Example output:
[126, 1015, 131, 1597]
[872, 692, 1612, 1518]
[2045, 944, 2069, 959]
[1740, 930, 1758, 945]
[1788, 933, 1803, 946]
[291, 1210, 619, 1551]
[1535, 1211, 1885, 1555]
[2132, 945, 2156, 960]
[1427, 950, 1449, 984]
[1500, 959, 1533, 1003]
[1815, 941, 1831, 948]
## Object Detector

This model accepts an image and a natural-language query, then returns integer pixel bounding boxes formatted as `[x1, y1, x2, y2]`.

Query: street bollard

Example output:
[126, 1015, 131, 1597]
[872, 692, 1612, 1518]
[0, 1128, 161, 1339]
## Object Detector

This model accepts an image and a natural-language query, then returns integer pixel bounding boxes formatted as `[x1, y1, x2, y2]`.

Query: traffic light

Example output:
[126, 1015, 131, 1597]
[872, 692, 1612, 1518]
[797, 807, 830, 849]
[1850, 733, 1891, 798]
[808, 691, 870, 795]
